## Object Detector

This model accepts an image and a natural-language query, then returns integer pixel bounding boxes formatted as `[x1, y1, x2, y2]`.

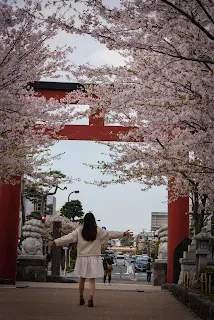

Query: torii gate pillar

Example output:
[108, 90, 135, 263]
[167, 195, 189, 283]
[0, 178, 21, 284]
[0, 82, 189, 284]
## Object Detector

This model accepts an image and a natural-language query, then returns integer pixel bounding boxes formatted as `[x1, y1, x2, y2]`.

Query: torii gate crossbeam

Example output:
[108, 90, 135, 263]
[0, 82, 189, 285]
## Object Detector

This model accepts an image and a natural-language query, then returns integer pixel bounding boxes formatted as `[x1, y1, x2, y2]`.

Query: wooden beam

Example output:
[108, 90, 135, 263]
[56, 124, 134, 141]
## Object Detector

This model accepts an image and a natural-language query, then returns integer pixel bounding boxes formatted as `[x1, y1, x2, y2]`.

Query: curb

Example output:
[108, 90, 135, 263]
[161, 283, 214, 320]
[46, 275, 77, 283]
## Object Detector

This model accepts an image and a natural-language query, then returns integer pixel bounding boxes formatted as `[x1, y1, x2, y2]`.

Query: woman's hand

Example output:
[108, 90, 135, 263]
[124, 229, 133, 237]
[48, 241, 56, 247]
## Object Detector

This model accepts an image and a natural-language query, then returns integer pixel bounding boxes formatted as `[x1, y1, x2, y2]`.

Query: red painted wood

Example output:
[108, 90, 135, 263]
[0, 177, 21, 284]
[89, 110, 105, 127]
[167, 191, 189, 283]
[36, 88, 72, 101]
[36, 88, 105, 127]
[57, 124, 133, 141]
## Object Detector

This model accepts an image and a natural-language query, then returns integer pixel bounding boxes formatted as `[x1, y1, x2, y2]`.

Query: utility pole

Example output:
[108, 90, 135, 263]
[67, 190, 79, 218]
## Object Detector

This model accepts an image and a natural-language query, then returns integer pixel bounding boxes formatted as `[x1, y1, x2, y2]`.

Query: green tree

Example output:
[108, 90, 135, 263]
[151, 240, 160, 260]
[60, 200, 84, 222]
[120, 236, 134, 247]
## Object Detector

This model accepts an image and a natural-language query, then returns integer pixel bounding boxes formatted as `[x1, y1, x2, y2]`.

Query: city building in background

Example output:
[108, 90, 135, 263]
[151, 212, 168, 231]
[34, 194, 56, 216]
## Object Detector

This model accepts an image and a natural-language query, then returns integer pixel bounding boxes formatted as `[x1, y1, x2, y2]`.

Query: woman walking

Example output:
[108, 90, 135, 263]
[48, 212, 132, 307]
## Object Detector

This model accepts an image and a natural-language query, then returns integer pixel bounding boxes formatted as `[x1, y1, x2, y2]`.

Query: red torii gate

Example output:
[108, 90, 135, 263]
[0, 82, 189, 285]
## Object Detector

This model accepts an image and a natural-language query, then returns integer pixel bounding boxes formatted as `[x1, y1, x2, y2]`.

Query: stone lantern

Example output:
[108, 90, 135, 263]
[194, 227, 214, 270]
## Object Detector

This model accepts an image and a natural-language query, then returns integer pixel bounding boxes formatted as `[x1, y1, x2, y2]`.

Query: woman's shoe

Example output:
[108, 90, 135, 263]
[80, 298, 85, 305]
[88, 299, 94, 307]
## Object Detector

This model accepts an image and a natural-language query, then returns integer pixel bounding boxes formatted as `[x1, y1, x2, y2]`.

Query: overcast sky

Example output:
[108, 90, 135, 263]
[45, 10, 168, 234]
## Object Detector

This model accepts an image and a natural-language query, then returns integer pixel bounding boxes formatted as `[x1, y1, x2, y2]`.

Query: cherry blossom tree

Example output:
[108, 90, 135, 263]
[56, 0, 214, 233]
[43, 215, 80, 240]
[2, 0, 214, 234]
[0, 0, 78, 183]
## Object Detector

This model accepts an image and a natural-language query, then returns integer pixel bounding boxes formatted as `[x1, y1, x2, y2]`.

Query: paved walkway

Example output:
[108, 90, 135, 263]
[0, 282, 199, 319]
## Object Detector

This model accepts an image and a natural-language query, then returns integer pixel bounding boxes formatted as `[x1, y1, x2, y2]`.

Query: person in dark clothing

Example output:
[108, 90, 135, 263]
[46, 251, 51, 263]
[103, 254, 114, 285]
[146, 258, 152, 283]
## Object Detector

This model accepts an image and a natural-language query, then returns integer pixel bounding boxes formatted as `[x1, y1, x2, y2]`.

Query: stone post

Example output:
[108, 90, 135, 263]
[152, 225, 168, 286]
[51, 221, 62, 276]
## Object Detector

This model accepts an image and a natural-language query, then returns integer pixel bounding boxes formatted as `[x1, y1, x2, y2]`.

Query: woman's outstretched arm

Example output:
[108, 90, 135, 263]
[48, 227, 79, 247]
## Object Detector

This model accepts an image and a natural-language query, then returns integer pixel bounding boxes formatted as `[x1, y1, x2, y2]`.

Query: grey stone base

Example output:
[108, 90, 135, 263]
[178, 259, 196, 284]
[162, 283, 214, 320]
[178, 259, 214, 284]
[152, 260, 167, 286]
[16, 257, 48, 282]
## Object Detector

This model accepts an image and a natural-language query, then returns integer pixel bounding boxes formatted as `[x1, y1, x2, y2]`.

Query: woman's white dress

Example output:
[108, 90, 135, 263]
[74, 256, 104, 279]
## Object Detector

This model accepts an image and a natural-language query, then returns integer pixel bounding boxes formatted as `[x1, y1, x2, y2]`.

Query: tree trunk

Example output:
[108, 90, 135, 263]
[40, 186, 58, 216]
[193, 194, 207, 279]
[192, 190, 200, 279]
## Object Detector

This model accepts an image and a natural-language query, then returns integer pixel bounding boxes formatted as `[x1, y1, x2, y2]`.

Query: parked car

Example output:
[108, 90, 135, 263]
[135, 257, 149, 272]
[131, 255, 142, 264]
[131, 255, 137, 263]
[115, 254, 126, 266]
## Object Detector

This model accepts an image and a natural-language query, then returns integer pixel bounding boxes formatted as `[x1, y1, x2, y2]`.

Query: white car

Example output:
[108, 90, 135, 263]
[115, 254, 126, 266]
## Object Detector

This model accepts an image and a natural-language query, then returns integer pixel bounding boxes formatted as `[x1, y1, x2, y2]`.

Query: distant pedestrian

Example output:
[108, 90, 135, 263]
[103, 254, 114, 285]
[48, 212, 132, 307]
[146, 258, 152, 283]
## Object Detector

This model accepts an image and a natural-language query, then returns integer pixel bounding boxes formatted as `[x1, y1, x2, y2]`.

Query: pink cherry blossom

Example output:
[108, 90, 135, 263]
[57, 0, 214, 231]
[0, 0, 77, 182]
[44, 215, 80, 239]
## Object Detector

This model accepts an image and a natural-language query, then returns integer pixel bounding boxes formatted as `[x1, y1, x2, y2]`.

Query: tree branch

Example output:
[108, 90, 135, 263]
[195, 0, 214, 25]
[156, 138, 165, 149]
[161, 0, 214, 40]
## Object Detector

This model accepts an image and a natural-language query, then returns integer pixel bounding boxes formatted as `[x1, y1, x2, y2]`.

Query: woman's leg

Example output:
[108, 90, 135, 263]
[89, 278, 95, 297]
[79, 277, 86, 298]
[88, 278, 95, 307]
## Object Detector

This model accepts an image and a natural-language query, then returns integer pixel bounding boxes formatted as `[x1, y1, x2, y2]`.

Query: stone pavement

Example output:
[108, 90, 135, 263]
[0, 282, 199, 320]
